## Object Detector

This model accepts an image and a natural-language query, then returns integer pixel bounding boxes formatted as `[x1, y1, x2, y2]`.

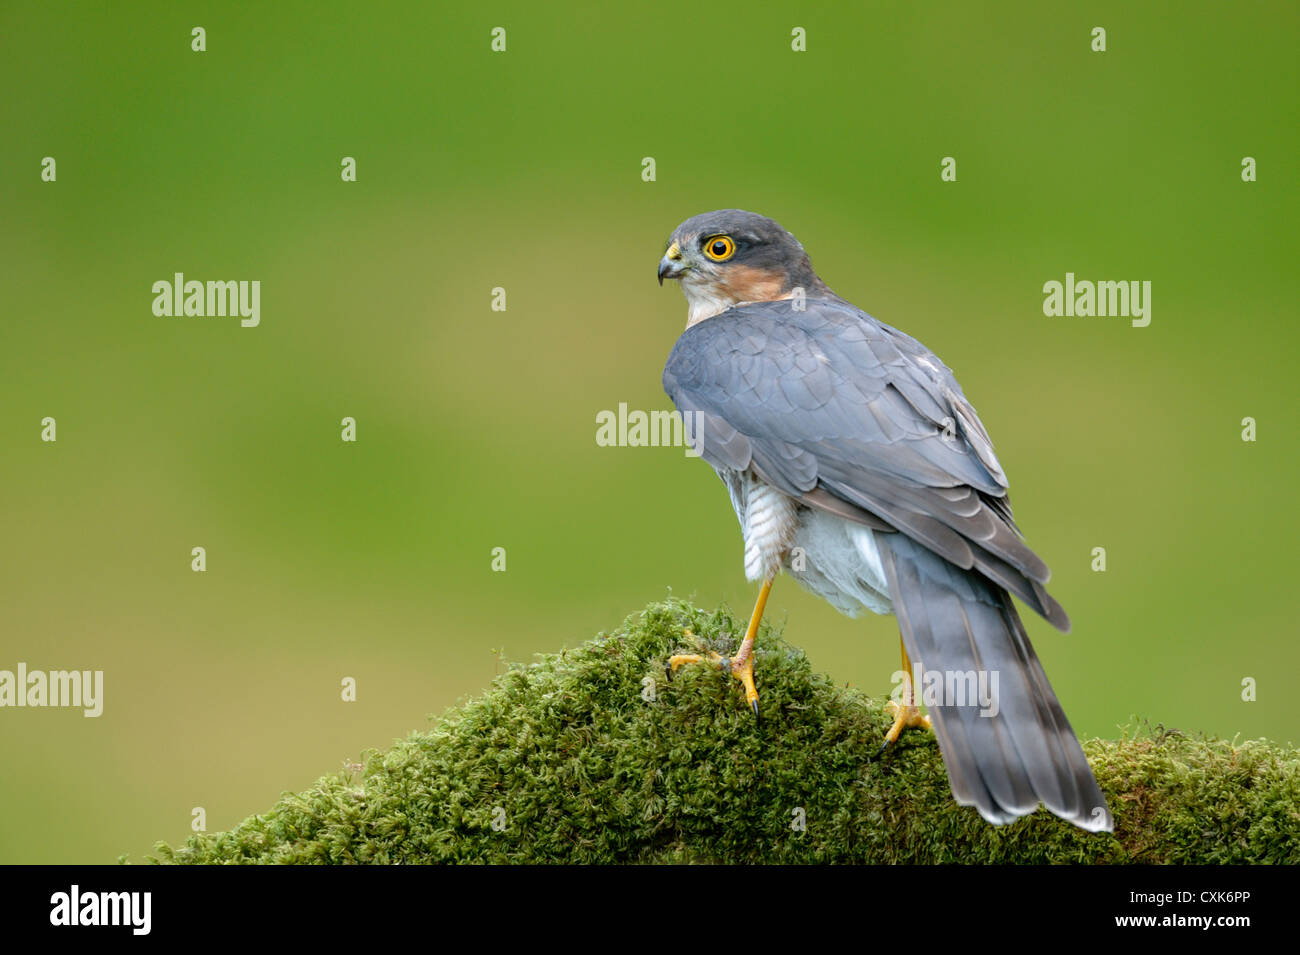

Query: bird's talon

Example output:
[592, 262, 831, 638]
[879, 698, 932, 756]
[665, 579, 769, 718]
[665, 648, 760, 716]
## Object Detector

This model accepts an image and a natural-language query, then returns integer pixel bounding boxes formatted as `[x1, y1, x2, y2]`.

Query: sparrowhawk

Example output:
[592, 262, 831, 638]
[657, 209, 1111, 832]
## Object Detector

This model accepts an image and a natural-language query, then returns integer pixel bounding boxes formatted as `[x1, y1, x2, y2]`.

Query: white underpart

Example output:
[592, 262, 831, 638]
[788, 508, 893, 617]
[683, 282, 741, 328]
[684, 290, 797, 328]
[722, 470, 894, 617]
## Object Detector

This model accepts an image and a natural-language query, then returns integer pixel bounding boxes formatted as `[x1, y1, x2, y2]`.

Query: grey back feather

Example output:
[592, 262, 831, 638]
[663, 297, 1068, 631]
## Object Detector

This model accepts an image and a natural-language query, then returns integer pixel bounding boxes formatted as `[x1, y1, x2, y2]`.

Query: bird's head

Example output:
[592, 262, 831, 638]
[658, 209, 829, 326]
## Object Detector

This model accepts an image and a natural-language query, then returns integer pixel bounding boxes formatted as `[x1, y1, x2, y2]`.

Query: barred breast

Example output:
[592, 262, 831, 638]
[720, 469, 798, 582]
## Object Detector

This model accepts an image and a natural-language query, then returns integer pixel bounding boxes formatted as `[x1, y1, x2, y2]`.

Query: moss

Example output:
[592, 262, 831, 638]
[150, 599, 1300, 864]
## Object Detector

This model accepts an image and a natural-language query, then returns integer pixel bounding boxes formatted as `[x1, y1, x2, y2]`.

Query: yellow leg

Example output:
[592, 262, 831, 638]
[879, 640, 932, 755]
[668, 576, 772, 717]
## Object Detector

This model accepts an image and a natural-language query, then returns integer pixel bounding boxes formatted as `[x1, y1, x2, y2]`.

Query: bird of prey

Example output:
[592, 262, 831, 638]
[657, 209, 1111, 831]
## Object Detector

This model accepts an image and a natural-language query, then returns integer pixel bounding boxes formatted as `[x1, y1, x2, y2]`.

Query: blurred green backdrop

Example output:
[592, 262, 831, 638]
[1, 1, 1296, 863]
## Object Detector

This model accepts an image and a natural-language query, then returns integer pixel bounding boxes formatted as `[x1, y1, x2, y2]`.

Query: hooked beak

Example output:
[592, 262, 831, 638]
[658, 242, 686, 285]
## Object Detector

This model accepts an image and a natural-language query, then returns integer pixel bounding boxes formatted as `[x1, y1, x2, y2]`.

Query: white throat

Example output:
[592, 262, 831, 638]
[682, 283, 798, 328]
[683, 283, 740, 328]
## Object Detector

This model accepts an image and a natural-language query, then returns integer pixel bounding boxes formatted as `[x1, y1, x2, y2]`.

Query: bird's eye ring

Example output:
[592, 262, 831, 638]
[703, 235, 736, 262]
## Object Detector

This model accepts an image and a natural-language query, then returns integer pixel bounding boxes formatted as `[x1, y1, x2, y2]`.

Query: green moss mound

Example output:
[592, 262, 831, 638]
[152, 599, 1299, 864]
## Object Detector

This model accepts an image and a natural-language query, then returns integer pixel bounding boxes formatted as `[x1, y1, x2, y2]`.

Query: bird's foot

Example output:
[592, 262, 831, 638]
[876, 699, 932, 757]
[666, 634, 760, 718]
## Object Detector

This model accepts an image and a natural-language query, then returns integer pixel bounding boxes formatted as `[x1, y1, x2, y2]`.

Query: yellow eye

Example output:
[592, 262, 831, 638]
[703, 235, 736, 261]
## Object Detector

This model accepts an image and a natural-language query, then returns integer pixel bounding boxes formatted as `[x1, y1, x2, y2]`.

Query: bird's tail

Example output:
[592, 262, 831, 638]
[879, 533, 1112, 831]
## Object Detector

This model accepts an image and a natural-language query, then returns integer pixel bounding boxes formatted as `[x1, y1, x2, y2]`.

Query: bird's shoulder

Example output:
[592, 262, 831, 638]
[663, 295, 1009, 491]
[660, 295, 1063, 628]
[664, 296, 961, 413]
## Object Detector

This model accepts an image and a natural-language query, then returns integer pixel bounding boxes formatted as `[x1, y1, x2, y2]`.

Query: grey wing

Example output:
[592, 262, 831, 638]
[662, 298, 1067, 631]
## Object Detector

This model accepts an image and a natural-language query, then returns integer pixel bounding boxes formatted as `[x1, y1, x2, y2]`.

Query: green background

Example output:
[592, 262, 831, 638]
[1, 1, 1295, 864]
